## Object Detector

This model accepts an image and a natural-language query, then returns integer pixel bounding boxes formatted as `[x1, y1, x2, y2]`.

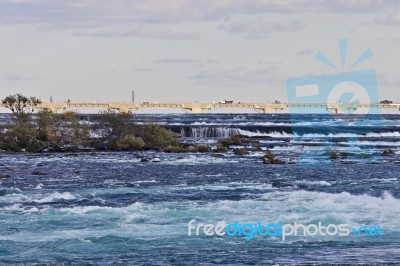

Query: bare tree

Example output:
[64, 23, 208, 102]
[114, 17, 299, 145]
[2, 93, 41, 117]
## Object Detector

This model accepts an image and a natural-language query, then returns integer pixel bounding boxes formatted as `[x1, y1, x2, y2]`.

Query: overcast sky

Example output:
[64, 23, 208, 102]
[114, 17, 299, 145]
[0, 0, 399, 105]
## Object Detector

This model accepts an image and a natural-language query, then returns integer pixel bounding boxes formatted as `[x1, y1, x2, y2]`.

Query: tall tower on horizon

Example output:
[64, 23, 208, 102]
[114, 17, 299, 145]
[131, 90, 135, 103]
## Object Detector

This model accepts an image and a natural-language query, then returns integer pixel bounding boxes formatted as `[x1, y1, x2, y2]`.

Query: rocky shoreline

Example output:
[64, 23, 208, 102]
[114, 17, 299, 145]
[1, 133, 397, 170]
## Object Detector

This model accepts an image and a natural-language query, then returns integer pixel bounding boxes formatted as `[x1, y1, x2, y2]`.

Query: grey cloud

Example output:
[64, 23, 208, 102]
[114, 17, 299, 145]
[207, 59, 220, 64]
[74, 27, 200, 40]
[376, 12, 400, 25]
[320, 0, 395, 13]
[192, 66, 282, 85]
[297, 49, 314, 55]
[221, 18, 304, 37]
[154, 58, 202, 64]
[1, 74, 38, 81]
[377, 72, 400, 88]
[127, 68, 156, 72]
[189, 0, 394, 17]
[0, 0, 397, 28]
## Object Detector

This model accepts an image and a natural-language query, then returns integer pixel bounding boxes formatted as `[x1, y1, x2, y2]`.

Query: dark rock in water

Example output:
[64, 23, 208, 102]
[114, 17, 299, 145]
[197, 145, 211, 153]
[382, 149, 395, 156]
[0, 174, 11, 178]
[164, 145, 211, 153]
[246, 146, 262, 152]
[219, 135, 260, 147]
[140, 158, 149, 162]
[185, 146, 197, 152]
[330, 151, 339, 160]
[31, 171, 47, 176]
[211, 153, 225, 158]
[65, 153, 79, 157]
[323, 149, 341, 160]
[213, 145, 227, 153]
[271, 181, 292, 188]
[262, 150, 285, 164]
[233, 146, 262, 156]
[234, 148, 249, 156]
[164, 146, 184, 153]
[232, 135, 260, 144]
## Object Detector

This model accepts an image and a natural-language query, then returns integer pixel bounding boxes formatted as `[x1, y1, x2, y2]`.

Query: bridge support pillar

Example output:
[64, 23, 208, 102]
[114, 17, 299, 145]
[263, 107, 275, 114]
[326, 103, 348, 115]
[262, 106, 285, 114]
[326, 108, 346, 115]
[190, 106, 202, 114]
[119, 108, 131, 113]
[327, 108, 338, 114]
[38, 107, 59, 113]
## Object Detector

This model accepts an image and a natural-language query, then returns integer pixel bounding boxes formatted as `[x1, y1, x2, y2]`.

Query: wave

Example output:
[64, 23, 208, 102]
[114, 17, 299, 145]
[208, 190, 400, 230]
[237, 129, 292, 137]
[0, 187, 22, 196]
[1, 191, 77, 204]
[366, 132, 400, 137]
[133, 180, 158, 184]
[201, 182, 273, 191]
[35, 183, 44, 190]
[167, 120, 400, 127]
[34, 192, 76, 203]
[0, 189, 399, 245]
[293, 180, 332, 186]
[238, 130, 400, 139]
[159, 155, 240, 165]
[1, 203, 40, 213]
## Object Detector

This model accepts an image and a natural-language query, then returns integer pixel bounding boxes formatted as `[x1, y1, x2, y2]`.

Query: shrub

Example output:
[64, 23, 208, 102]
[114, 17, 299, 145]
[0, 120, 45, 152]
[116, 135, 145, 150]
[137, 124, 178, 149]
[94, 111, 135, 149]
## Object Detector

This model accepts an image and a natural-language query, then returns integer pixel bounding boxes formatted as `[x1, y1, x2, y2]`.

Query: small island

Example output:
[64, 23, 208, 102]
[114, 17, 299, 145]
[0, 93, 182, 152]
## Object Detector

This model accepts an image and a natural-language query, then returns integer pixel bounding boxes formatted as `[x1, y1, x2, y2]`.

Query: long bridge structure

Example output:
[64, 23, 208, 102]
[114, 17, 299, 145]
[0, 101, 399, 114]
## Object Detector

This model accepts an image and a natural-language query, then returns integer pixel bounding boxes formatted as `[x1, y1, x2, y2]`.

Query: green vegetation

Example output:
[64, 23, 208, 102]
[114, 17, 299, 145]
[0, 94, 181, 152]
[116, 135, 145, 150]
[135, 124, 178, 149]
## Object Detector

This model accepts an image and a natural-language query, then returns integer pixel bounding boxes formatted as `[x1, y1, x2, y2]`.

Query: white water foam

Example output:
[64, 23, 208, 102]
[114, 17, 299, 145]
[366, 132, 400, 137]
[238, 130, 400, 139]
[34, 183, 44, 189]
[294, 180, 332, 186]
[133, 180, 158, 184]
[1, 190, 399, 243]
[34, 192, 76, 203]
